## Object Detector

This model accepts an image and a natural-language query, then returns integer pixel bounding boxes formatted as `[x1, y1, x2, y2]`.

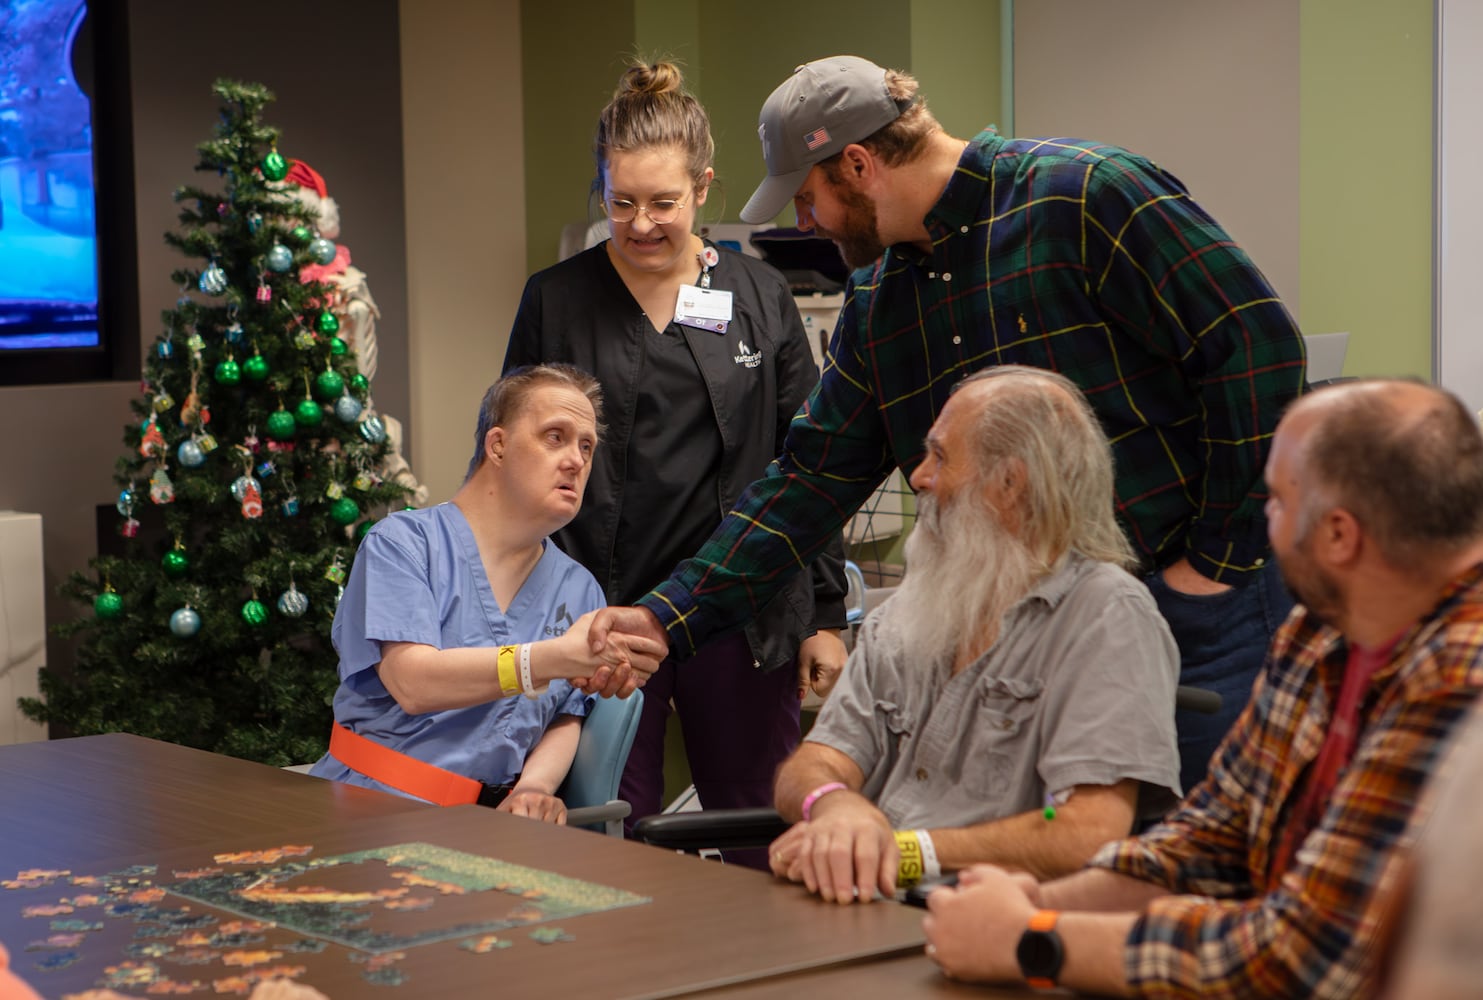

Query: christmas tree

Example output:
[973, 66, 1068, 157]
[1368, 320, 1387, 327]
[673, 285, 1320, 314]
[21, 80, 413, 765]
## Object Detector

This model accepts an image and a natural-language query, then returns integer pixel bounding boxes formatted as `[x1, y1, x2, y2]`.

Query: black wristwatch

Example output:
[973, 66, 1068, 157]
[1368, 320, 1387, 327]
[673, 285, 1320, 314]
[1016, 909, 1064, 990]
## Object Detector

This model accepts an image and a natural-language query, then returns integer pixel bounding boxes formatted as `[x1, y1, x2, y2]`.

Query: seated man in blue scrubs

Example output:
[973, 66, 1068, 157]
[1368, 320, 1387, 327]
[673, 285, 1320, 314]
[310, 364, 665, 822]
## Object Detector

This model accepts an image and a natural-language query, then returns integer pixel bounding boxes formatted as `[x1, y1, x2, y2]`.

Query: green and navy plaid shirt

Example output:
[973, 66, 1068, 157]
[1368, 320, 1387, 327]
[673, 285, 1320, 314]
[1090, 563, 1483, 997]
[642, 131, 1306, 656]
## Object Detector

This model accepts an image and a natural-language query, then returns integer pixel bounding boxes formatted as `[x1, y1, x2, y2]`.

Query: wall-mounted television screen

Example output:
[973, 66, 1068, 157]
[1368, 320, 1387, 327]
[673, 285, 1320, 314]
[0, 0, 136, 386]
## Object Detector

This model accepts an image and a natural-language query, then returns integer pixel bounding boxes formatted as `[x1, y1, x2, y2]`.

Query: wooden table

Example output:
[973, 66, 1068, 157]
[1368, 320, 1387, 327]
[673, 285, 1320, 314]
[0, 735, 932, 998]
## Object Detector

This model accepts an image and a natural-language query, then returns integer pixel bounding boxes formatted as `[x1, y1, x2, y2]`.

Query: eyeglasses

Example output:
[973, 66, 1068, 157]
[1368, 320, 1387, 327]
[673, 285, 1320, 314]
[602, 194, 690, 225]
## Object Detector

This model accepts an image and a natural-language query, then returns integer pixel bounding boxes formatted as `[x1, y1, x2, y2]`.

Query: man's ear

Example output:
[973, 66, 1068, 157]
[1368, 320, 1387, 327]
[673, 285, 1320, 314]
[1316, 507, 1363, 567]
[837, 144, 876, 187]
[486, 427, 505, 464]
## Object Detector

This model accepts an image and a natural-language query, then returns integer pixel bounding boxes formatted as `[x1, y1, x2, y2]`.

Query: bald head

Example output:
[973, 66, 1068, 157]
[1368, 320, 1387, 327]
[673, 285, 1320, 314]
[1279, 379, 1483, 562]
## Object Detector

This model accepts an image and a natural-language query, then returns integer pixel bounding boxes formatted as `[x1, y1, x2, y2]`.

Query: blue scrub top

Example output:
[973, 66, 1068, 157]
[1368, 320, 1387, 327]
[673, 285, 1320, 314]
[310, 503, 599, 797]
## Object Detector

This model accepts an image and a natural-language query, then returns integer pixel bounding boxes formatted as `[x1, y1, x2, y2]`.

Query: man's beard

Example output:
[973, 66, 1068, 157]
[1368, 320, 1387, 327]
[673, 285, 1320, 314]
[815, 182, 886, 270]
[884, 491, 1046, 669]
[1279, 533, 1342, 626]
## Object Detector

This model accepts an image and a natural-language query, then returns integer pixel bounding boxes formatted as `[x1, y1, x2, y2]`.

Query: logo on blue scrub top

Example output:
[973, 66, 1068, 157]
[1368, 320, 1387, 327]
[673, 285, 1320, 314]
[544, 603, 576, 636]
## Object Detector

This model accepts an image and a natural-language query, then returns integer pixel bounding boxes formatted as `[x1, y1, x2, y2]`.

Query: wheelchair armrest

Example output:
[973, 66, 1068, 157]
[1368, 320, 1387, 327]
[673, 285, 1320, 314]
[1175, 684, 1222, 715]
[566, 800, 632, 837]
[632, 808, 791, 853]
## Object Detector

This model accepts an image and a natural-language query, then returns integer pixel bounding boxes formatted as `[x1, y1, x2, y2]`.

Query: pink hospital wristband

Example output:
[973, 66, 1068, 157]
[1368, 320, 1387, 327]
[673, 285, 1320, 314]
[800, 781, 849, 821]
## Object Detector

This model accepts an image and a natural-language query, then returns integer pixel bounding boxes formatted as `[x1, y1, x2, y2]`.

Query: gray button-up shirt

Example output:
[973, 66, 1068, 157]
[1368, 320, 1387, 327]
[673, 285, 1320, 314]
[808, 552, 1182, 830]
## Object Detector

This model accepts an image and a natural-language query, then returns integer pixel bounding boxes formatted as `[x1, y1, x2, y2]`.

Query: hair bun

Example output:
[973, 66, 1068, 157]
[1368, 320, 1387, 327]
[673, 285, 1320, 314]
[619, 60, 684, 97]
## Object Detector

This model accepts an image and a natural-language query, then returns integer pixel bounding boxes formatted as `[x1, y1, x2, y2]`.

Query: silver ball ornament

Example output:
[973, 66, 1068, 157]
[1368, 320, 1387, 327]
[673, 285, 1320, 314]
[359, 414, 387, 444]
[177, 439, 206, 468]
[198, 263, 229, 295]
[308, 237, 337, 265]
[169, 607, 202, 637]
[266, 244, 294, 273]
[334, 393, 363, 423]
[277, 587, 310, 618]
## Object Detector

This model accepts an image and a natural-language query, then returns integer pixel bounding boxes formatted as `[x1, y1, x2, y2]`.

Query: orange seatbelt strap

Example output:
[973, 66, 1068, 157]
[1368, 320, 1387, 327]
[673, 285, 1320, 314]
[329, 723, 483, 806]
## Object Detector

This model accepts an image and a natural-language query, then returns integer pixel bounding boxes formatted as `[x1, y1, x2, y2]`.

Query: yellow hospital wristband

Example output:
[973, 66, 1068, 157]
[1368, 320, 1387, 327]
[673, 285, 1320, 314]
[496, 644, 520, 696]
[894, 829, 925, 887]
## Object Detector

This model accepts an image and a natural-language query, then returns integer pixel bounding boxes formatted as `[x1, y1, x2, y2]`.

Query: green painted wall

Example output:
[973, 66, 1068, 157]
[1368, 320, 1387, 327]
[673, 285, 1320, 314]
[1299, 0, 1433, 378]
[520, 0, 636, 270]
[521, 1, 1001, 266]
[910, 2, 1005, 142]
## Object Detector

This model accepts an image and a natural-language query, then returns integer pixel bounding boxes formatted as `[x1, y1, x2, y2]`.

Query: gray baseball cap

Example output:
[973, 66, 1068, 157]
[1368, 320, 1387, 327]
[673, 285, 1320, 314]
[740, 55, 905, 224]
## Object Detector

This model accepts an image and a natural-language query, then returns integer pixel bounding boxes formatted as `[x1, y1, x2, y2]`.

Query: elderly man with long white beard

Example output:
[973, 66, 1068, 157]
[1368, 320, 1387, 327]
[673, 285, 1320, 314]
[766, 366, 1182, 904]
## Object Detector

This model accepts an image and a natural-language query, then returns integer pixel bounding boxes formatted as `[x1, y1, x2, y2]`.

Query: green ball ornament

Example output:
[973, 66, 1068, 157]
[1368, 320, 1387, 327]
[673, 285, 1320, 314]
[213, 358, 242, 386]
[313, 369, 346, 401]
[349, 372, 369, 396]
[329, 496, 361, 526]
[355, 517, 376, 540]
[243, 353, 270, 382]
[266, 409, 298, 441]
[329, 336, 348, 357]
[292, 225, 312, 243]
[161, 550, 189, 579]
[241, 599, 269, 626]
[316, 311, 341, 335]
[294, 398, 324, 429]
[94, 591, 123, 619]
[262, 150, 288, 182]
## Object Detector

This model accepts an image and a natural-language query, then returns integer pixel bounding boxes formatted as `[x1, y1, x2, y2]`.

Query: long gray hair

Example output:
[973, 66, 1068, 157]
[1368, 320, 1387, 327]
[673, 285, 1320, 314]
[954, 366, 1137, 571]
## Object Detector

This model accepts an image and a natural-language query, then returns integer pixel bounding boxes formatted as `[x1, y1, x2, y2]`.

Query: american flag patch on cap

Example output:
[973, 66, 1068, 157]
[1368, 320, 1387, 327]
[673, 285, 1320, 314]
[804, 127, 831, 150]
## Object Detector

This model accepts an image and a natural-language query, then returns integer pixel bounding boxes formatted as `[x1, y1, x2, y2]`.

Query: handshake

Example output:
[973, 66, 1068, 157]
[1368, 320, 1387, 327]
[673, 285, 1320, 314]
[558, 607, 670, 698]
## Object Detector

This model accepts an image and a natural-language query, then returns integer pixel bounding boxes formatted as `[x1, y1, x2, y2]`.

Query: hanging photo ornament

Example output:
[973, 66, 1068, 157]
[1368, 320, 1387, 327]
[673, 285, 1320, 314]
[198, 261, 229, 295]
[266, 244, 294, 273]
[169, 607, 202, 637]
[177, 438, 206, 468]
[277, 586, 309, 618]
[262, 148, 289, 182]
[334, 392, 363, 423]
[149, 467, 175, 505]
[308, 236, 337, 265]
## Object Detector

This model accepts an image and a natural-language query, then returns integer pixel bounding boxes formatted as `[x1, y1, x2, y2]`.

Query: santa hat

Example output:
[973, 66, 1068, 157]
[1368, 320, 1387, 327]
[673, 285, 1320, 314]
[278, 159, 341, 239]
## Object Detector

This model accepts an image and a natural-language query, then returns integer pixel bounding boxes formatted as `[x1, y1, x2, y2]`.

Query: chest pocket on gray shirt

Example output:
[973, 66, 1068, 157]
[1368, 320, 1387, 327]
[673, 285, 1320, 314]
[963, 675, 1043, 797]
[874, 698, 913, 769]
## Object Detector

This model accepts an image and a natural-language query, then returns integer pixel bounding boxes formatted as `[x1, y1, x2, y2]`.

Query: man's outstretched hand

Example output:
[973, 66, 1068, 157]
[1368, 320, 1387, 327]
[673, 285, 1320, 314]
[572, 605, 670, 698]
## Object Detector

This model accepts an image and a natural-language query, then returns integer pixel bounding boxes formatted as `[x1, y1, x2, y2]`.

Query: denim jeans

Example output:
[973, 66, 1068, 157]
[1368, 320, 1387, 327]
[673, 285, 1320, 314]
[1144, 559, 1294, 795]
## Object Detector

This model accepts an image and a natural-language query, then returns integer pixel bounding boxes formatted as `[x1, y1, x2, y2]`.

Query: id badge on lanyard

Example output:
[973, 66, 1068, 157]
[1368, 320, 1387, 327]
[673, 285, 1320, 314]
[674, 245, 732, 333]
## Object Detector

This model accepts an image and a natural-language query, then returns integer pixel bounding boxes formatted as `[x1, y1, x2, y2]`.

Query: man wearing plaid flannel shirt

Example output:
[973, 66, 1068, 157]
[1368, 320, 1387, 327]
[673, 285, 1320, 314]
[921, 379, 1483, 997]
[587, 55, 1306, 794]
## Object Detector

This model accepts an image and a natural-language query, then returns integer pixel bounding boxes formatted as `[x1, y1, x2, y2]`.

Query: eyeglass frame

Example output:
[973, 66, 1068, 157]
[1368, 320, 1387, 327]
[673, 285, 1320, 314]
[601, 190, 693, 226]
